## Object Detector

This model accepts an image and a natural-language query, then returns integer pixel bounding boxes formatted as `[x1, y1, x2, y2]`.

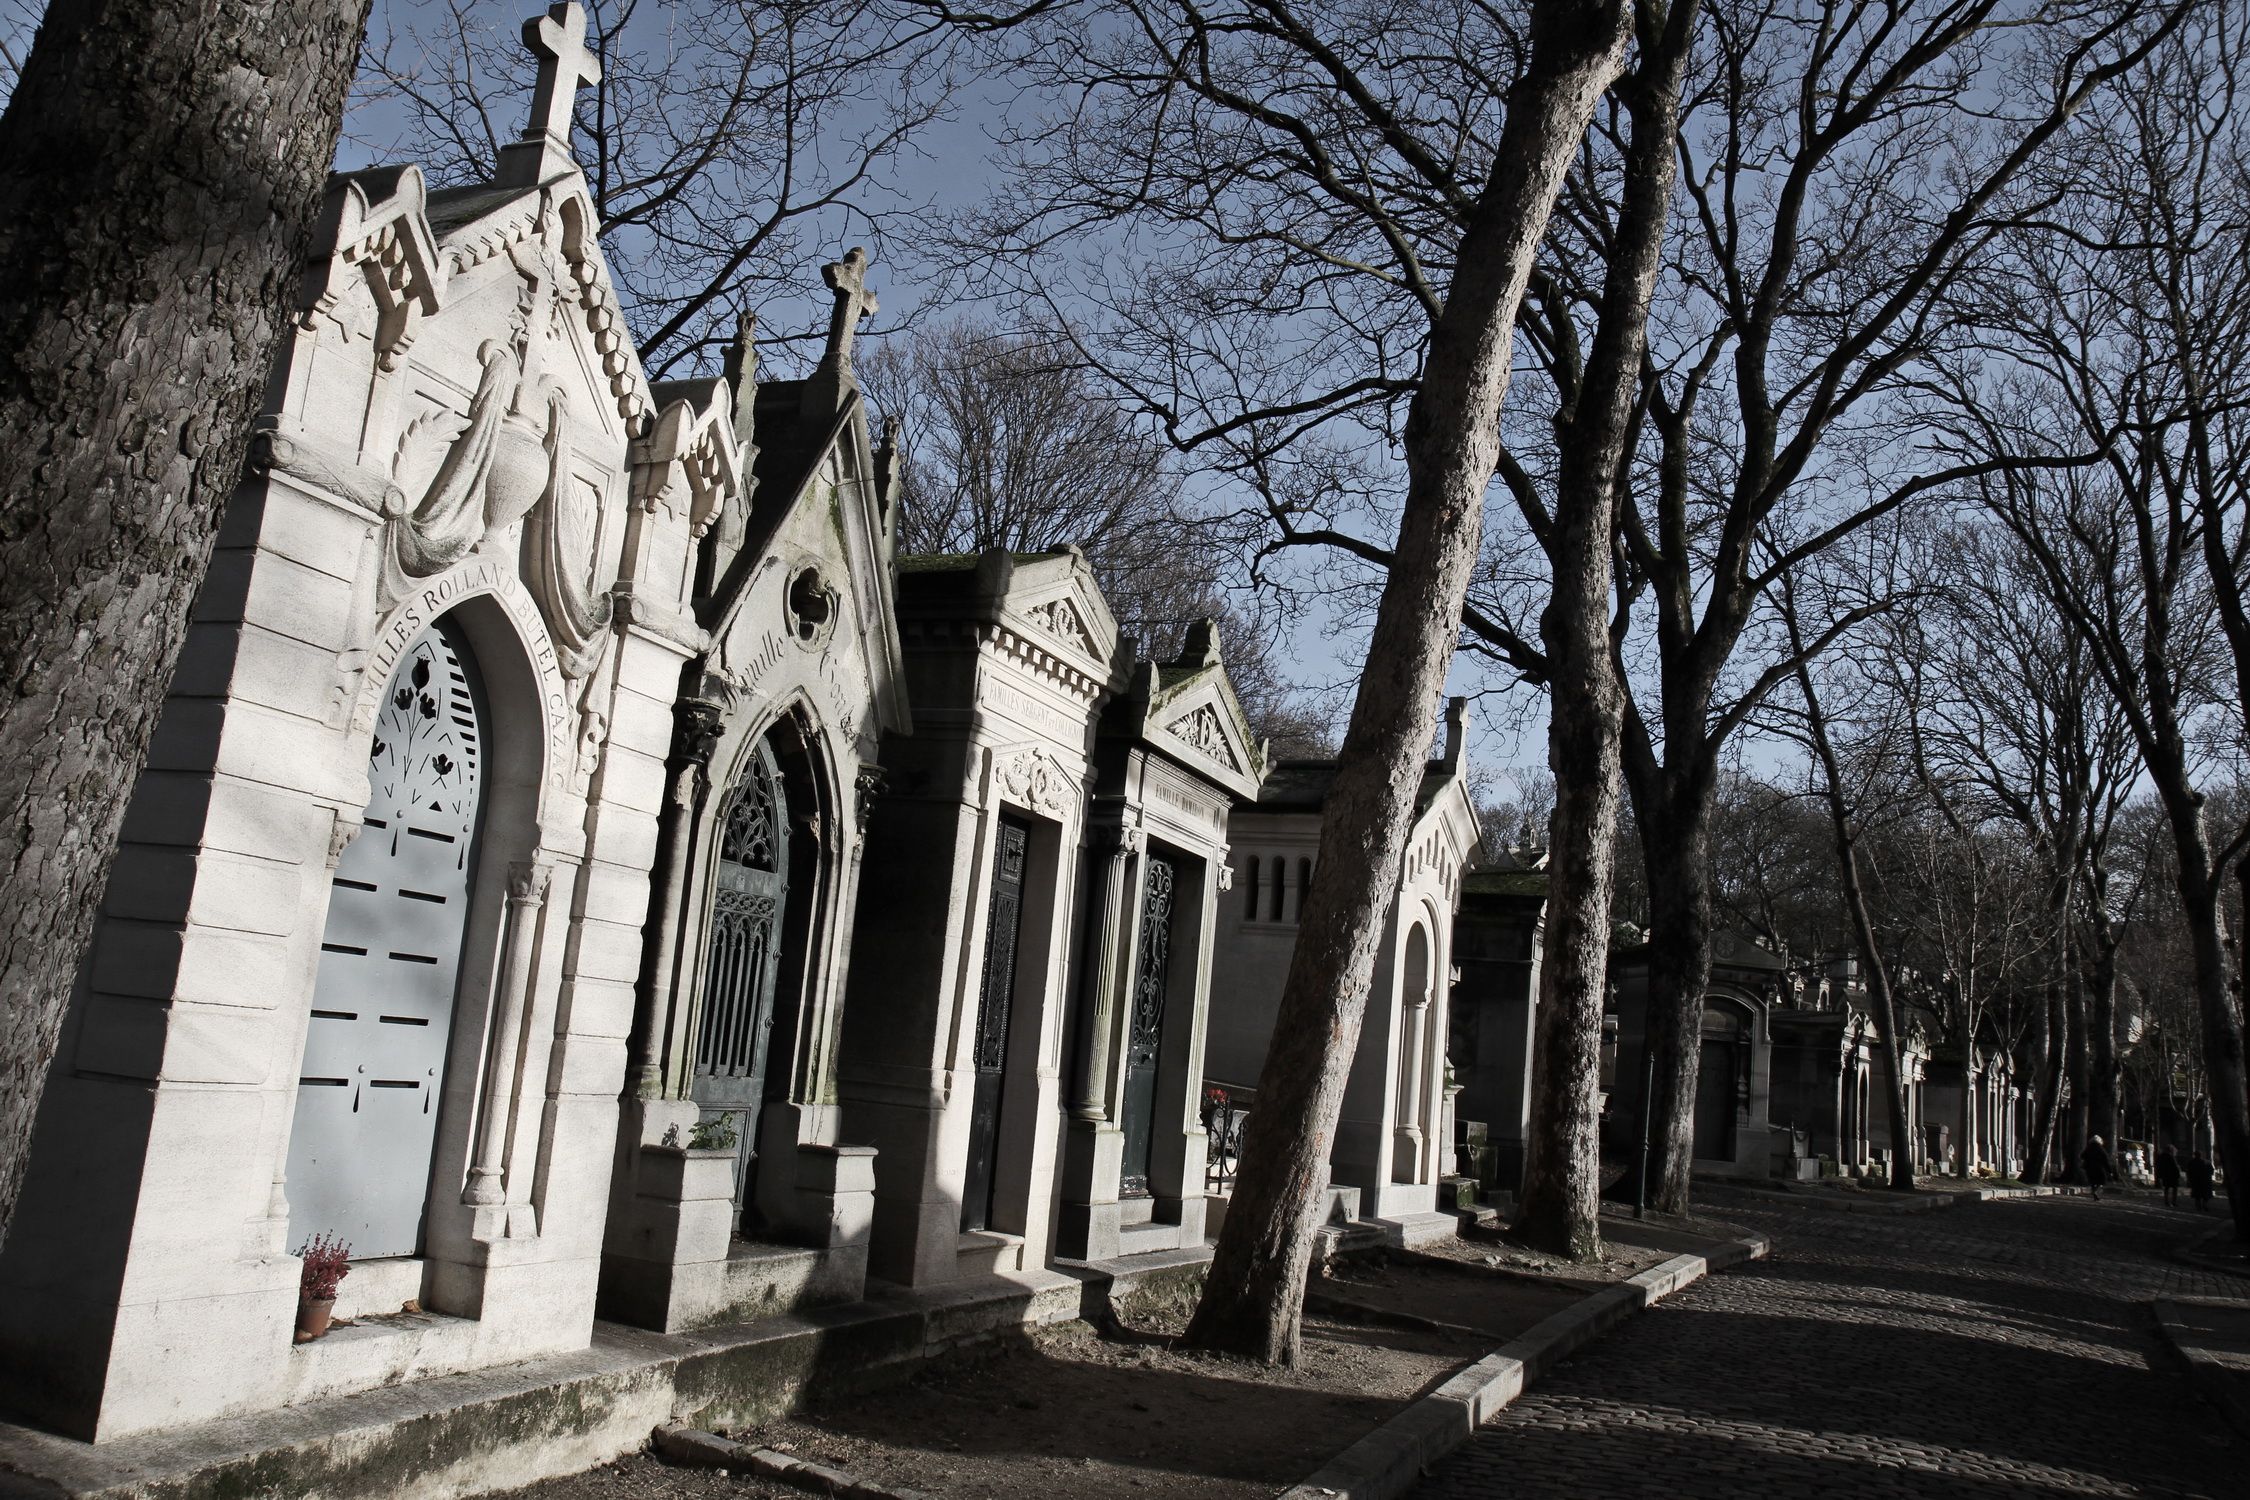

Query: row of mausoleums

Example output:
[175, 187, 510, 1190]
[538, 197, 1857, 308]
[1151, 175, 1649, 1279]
[0, 12, 1483, 1443]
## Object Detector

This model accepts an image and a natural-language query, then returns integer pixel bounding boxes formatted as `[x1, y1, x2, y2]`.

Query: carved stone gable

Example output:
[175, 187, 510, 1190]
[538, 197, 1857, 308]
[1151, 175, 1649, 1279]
[1163, 704, 1240, 772]
[1024, 597, 1098, 658]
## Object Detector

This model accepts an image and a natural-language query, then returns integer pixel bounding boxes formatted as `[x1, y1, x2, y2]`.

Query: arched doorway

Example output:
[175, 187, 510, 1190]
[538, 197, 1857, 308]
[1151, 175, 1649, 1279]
[693, 736, 792, 1220]
[1694, 1003, 1744, 1162]
[288, 616, 487, 1259]
[1393, 923, 1431, 1183]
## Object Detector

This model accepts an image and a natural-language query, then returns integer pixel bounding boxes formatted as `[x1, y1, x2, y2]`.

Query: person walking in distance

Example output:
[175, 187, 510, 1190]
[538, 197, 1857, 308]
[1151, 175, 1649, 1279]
[2187, 1152, 2217, 1213]
[2080, 1135, 2116, 1202]
[2156, 1144, 2183, 1209]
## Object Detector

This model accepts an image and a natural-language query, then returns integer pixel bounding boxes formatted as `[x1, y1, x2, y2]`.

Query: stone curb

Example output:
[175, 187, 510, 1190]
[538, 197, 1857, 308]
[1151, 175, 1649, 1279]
[654, 1424, 931, 1499]
[1277, 1234, 1771, 1500]
[1710, 1183, 2075, 1215]
[2150, 1298, 2250, 1440]
[2170, 1225, 2250, 1282]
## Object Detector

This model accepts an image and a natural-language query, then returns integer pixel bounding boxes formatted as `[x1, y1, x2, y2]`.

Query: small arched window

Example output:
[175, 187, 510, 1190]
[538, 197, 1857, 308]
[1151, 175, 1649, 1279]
[1243, 856, 1261, 920]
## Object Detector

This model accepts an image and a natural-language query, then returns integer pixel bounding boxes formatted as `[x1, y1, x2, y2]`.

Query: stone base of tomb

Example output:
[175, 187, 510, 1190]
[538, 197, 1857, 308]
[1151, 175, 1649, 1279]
[0, 1266, 1149, 1500]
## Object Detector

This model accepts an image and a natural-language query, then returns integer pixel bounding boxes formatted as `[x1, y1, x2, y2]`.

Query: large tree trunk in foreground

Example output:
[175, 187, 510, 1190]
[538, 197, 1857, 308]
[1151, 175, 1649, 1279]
[0, 0, 369, 1246]
[1184, 0, 1632, 1364]
[1514, 0, 1700, 1261]
[2088, 941, 2120, 1161]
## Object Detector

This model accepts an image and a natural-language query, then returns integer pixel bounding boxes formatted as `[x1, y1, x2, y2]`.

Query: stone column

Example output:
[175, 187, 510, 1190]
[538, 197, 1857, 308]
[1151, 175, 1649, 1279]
[465, 859, 551, 1233]
[1055, 823, 1141, 1261]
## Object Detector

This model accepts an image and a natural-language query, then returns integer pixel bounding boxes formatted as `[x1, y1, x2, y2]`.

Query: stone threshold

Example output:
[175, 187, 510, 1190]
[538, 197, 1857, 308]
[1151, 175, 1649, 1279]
[1279, 1234, 1772, 1500]
[0, 1267, 1119, 1500]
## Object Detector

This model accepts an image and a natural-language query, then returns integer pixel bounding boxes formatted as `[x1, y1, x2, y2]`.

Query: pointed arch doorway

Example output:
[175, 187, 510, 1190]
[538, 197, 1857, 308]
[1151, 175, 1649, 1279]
[693, 736, 792, 1222]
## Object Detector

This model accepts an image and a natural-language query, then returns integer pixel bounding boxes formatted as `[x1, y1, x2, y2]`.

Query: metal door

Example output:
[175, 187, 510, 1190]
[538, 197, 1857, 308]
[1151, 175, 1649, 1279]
[287, 619, 484, 1259]
[692, 738, 789, 1218]
[962, 816, 1029, 1233]
[1119, 856, 1175, 1197]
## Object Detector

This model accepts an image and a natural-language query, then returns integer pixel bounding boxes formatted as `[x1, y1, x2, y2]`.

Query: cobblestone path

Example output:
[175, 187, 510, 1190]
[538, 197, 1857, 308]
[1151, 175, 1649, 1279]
[1413, 1190, 2245, 1499]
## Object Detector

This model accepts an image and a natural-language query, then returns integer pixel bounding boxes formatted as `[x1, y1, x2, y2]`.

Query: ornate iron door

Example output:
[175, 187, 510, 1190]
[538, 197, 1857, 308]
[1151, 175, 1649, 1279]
[288, 619, 484, 1259]
[962, 816, 1030, 1233]
[1120, 856, 1176, 1197]
[693, 739, 790, 1217]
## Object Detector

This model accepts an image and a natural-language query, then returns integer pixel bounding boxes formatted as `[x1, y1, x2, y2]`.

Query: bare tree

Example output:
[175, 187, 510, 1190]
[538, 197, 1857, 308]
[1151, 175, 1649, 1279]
[1962, 8, 2250, 1234]
[1460, 0, 2189, 1213]
[929, 0, 1695, 1263]
[363, 0, 958, 375]
[1774, 571, 1920, 1189]
[863, 319, 1333, 752]
[0, 0, 370, 1244]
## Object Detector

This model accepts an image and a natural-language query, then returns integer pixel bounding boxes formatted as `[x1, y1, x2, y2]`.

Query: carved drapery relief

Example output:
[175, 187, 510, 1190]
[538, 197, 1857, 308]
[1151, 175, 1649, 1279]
[993, 746, 1077, 821]
[520, 387, 615, 679]
[1163, 704, 1240, 771]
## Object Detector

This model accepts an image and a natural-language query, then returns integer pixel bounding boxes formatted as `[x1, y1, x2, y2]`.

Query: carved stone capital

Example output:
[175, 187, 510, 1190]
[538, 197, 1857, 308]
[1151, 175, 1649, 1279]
[507, 860, 553, 903]
[672, 697, 726, 766]
[325, 812, 364, 870]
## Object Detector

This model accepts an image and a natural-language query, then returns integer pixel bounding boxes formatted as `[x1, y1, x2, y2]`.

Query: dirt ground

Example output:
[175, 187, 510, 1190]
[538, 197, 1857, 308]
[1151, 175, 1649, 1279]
[500, 1214, 1743, 1500]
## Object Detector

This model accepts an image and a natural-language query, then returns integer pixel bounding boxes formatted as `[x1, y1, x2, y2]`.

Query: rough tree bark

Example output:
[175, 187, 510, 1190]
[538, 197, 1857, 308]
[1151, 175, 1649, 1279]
[1514, 0, 1702, 1261]
[1182, 0, 1633, 1363]
[2025, 983, 2067, 1184]
[0, 0, 371, 1245]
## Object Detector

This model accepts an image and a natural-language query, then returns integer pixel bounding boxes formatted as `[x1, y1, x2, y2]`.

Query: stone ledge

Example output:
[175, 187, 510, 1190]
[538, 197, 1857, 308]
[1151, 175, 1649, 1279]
[0, 1270, 1085, 1500]
[1278, 1233, 1771, 1500]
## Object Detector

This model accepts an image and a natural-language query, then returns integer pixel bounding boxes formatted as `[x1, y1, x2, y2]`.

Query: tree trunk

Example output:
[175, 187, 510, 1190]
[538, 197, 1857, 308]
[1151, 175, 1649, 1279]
[2062, 967, 2090, 1181]
[1958, 1007, 1979, 1179]
[1635, 795, 1714, 1213]
[2088, 944, 2120, 1161]
[1182, 0, 1631, 1363]
[1514, 0, 1701, 1260]
[0, 0, 371, 1245]
[2026, 984, 2067, 1185]
[2170, 825, 2250, 1244]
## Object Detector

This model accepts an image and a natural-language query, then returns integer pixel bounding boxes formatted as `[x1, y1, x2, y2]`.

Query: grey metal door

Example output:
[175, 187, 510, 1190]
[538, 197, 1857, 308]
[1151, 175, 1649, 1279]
[287, 619, 484, 1259]
[692, 738, 789, 1219]
[1119, 856, 1175, 1197]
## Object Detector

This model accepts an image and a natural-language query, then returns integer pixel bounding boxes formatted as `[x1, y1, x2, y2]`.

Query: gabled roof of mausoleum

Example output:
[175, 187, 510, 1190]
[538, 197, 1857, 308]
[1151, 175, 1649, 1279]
[1253, 758, 1460, 817]
[1099, 618, 1267, 799]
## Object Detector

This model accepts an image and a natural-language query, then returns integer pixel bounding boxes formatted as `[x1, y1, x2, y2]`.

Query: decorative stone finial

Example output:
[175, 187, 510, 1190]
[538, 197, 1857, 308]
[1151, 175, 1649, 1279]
[498, 2, 603, 187]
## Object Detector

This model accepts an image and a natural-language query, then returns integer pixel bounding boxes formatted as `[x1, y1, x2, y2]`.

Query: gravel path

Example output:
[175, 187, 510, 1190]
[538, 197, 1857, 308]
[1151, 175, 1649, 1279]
[1413, 1188, 2245, 1499]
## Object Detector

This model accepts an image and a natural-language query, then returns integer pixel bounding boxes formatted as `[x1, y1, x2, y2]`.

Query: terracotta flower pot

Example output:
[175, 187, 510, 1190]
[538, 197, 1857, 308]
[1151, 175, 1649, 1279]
[294, 1297, 336, 1344]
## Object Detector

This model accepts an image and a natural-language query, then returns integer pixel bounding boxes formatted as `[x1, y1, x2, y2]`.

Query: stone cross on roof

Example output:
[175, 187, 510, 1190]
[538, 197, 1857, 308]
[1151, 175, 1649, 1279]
[803, 248, 879, 417]
[498, 2, 603, 187]
[821, 248, 879, 372]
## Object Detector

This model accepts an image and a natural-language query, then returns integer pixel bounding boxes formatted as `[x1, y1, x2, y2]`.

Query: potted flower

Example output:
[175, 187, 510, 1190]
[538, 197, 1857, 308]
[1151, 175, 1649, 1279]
[295, 1233, 352, 1343]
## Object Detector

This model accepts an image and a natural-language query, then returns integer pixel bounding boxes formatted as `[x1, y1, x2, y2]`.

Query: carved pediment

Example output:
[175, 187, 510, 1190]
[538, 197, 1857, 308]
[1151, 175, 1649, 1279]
[1023, 595, 1099, 659]
[1163, 704, 1242, 772]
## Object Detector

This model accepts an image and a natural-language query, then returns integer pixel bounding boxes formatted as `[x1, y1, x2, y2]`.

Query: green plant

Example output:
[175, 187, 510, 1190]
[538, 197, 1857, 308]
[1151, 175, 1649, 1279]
[687, 1112, 739, 1151]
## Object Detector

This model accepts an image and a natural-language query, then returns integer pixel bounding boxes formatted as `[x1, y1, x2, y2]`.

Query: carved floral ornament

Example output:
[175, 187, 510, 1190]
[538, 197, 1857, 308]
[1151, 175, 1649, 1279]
[993, 746, 1078, 820]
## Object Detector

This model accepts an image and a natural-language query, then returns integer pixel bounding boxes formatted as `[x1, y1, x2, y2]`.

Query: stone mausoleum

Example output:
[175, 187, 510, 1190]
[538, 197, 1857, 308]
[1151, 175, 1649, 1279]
[1204, 701, 1480, 1245]
[0, 8, 1290, 1490]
